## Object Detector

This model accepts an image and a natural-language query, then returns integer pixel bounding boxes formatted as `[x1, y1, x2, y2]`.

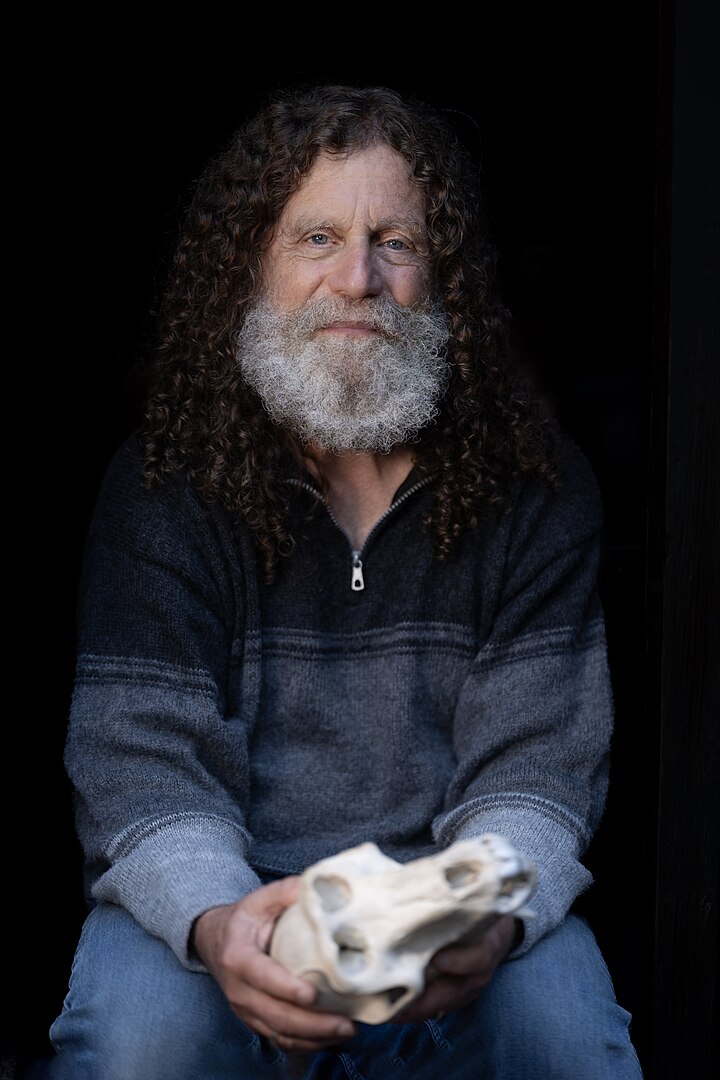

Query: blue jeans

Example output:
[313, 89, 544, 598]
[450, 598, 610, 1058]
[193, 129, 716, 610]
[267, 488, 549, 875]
[47, 903, 643, 1079]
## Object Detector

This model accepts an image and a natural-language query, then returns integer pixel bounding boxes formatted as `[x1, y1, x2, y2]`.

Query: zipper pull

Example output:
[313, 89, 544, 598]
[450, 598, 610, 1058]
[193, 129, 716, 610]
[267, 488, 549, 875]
[351, 554, 365, 591]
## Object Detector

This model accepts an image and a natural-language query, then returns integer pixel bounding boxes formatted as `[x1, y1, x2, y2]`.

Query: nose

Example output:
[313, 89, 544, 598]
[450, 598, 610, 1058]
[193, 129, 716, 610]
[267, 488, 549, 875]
[325, 240, 383, 299]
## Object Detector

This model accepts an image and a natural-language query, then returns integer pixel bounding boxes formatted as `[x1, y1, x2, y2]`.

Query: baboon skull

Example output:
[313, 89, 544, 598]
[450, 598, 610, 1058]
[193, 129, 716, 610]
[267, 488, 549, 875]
[269, 834, 536, 1023]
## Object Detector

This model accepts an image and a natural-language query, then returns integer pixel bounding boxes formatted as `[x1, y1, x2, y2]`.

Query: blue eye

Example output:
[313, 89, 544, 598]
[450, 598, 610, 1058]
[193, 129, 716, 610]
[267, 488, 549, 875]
[310, 234, 329, 245]
[384, 238, 408, 250]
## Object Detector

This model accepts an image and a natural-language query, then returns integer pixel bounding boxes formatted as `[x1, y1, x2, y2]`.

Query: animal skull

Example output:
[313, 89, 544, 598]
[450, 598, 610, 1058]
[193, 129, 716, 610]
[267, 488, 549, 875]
[269, 834, 536, 1023]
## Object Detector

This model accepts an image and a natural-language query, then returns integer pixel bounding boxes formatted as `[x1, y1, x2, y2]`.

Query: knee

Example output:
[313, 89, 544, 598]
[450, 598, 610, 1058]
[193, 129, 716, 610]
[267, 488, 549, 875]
[500, 993, 640, 1078]
[47, 904, 259, 1080]
[49, 974, 257, 1080]
[473, 916, 643, 1078]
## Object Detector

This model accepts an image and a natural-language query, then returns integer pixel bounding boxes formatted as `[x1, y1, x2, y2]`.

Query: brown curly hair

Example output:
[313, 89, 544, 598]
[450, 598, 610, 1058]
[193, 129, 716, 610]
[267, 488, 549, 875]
[142, 83, 559, 582]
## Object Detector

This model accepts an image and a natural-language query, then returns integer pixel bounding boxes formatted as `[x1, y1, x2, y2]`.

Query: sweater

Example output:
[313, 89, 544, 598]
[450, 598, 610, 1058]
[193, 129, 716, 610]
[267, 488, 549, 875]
[65, 432, 613, 970]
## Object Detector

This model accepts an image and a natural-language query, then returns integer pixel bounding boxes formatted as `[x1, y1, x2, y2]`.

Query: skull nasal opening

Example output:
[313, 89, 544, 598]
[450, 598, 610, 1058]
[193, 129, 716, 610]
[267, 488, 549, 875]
[444, 861, 481, 888]
[333, 927, 367, 973]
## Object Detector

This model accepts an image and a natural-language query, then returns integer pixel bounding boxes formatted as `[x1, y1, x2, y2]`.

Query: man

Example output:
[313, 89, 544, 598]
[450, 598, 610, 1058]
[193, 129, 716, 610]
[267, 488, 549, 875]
[48, 84, 643, 1077]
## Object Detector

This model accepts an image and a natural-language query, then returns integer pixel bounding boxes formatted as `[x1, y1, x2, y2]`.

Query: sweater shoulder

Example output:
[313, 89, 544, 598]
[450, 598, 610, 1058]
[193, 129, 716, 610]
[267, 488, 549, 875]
[519, 433, 603, 530]
[91, 431, 208, 538]
[96, 430, 179, 511]
[557, 433, 604, 519]
[81, 433, 247, 593]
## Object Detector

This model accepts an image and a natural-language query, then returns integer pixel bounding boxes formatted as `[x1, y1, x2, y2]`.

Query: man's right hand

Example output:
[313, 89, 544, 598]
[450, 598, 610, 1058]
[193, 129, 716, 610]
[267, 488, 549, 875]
[192, 877, 357, 1053]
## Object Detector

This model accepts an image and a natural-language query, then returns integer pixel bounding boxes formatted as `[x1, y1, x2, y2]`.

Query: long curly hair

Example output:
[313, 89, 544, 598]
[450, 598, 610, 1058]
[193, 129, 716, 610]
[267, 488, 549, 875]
[142, 83, 559, 582]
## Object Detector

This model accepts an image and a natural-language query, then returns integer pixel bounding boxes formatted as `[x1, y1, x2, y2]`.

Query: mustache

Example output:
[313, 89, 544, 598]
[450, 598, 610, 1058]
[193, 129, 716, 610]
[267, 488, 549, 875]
[269, 295, 444, 339]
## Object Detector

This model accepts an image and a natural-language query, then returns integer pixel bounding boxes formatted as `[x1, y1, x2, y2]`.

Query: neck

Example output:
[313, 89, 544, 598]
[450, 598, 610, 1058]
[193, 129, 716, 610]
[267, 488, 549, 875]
[304, 447, 415, 550]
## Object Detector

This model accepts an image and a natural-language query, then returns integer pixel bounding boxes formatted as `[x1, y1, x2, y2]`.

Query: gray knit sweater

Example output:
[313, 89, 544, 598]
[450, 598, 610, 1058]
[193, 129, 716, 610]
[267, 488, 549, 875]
[65, 433, 613, 970]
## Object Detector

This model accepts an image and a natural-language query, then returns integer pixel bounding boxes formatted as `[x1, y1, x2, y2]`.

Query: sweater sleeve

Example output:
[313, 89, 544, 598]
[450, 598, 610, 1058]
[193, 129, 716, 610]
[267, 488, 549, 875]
[65, 436, 263, 969]
[432, 440, 613, 955]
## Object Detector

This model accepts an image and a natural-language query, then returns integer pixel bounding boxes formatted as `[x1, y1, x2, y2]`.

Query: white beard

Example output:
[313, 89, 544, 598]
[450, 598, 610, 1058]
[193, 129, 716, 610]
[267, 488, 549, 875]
[235, 296, 451, 454]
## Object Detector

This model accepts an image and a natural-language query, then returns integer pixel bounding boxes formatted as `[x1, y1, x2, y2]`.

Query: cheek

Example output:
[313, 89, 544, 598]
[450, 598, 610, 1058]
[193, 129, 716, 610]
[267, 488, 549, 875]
[264, 261, 323, 308]
[389, 266, 432, 306]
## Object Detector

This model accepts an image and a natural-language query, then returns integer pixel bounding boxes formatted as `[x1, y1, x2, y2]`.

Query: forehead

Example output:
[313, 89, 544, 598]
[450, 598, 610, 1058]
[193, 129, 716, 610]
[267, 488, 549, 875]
[277, 144, 426, 228]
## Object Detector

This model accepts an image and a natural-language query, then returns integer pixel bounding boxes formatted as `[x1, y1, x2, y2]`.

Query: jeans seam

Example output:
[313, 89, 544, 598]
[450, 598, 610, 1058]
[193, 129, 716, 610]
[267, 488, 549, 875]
[424, 1018, 451, 1052]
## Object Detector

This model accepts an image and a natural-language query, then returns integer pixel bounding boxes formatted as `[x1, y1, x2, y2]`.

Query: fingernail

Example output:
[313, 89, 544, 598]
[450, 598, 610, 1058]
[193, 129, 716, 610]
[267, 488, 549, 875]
[337, 1021, 355, 1038]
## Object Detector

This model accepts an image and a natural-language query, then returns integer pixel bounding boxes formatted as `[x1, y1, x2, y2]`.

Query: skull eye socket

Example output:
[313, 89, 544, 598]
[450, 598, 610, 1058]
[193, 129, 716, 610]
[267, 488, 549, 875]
[313, 875, 352, 911]
[444, 861, 481, 888]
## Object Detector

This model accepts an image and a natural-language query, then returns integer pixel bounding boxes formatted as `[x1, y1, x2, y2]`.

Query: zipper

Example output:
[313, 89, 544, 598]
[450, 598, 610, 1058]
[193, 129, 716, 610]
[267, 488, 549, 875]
[286, 475, 432, 591]
[351, 552, 364, 591]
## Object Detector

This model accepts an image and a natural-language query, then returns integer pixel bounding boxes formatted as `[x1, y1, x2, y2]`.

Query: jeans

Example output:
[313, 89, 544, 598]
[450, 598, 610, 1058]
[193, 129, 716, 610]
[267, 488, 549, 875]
[47, 903, 643, 1079]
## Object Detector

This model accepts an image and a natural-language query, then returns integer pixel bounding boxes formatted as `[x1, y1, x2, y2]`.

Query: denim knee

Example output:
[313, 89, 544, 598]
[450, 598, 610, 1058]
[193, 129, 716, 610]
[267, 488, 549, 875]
[46, 903, 262, 1080]
[465, 914, 643, 1079]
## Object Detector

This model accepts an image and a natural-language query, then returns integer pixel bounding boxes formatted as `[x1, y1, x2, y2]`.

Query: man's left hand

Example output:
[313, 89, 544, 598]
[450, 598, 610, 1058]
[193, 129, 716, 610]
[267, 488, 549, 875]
[390, 914, 520, 1024]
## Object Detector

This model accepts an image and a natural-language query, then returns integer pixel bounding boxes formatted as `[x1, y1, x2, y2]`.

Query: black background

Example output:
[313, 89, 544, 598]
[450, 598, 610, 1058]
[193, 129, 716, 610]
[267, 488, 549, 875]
[20, 6, 676, 1075]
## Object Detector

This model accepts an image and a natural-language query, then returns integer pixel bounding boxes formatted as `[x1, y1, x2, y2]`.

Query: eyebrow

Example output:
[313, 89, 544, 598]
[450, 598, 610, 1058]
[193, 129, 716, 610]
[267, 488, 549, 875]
[286, 215, 429, 239]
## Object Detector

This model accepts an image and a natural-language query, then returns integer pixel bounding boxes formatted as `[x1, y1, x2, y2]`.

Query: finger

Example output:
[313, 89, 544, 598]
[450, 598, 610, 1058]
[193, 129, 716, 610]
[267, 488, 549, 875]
[390, 978, 460, 1023]
[431, 919, 514, 977]
[234, 944, 318, 1008]
[247, 1001, 356, 1049]
[231, 878, 303, 953]
[265, 1026, 355, 1054]
[431, 942, 489, 976]
[391, 971, 491, 1025]
[245, 875, 303, 919]
[231, 972, 355, 1039]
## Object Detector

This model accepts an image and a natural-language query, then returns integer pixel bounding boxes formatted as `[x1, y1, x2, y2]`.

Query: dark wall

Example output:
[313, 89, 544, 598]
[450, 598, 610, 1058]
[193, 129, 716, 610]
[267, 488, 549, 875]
[23, 9, 672, 1075]
[649, 1, 720, 1075]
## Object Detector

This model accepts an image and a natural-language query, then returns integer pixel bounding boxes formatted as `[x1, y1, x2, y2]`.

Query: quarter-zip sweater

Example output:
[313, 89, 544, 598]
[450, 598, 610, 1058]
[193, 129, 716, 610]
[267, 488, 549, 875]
[66, 432, 613, 971]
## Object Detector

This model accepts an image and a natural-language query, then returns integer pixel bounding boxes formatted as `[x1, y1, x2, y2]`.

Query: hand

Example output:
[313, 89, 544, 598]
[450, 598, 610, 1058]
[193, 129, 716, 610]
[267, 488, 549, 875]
[192, 877, 357, 1053]
[390, 914, 519, 1024]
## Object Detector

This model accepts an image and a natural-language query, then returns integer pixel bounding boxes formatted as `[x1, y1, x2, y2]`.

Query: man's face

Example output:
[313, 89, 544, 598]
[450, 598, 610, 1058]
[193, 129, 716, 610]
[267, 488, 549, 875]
[236, 144, 450, 454]
[262, 143, 432, 317]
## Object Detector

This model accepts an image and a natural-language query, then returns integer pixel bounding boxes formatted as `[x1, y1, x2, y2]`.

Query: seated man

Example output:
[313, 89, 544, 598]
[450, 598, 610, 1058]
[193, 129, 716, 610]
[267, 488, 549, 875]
[48, 83, 643, 1078]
